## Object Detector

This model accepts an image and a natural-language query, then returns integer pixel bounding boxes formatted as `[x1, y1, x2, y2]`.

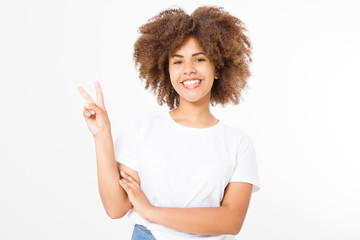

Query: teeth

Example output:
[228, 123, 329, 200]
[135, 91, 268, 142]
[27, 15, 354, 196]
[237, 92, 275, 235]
[183, 80, 201, 85]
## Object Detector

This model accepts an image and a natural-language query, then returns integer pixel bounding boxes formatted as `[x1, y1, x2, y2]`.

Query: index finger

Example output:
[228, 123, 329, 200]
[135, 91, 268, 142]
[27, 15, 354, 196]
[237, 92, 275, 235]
[77, 86, 95, 104]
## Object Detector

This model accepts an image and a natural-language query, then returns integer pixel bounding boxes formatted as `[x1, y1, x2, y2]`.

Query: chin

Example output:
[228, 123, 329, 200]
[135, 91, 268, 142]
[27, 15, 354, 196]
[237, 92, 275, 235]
[181, 95, 207, 103]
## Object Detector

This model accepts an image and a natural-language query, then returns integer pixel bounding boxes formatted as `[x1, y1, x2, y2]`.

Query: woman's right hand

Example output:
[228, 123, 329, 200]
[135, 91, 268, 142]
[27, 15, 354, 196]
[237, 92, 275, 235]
[77, 81, 111, 137]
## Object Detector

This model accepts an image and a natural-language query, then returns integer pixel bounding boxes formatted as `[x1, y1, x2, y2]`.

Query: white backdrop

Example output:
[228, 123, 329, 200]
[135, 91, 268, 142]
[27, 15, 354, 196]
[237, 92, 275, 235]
[1, 0, 359, 239]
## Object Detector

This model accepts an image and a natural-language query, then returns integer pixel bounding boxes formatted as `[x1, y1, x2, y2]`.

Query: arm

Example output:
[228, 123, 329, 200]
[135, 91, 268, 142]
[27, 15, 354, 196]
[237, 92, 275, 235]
[94, 131, 132, 219]
[147, 205, 236, 235]
[146, 182, 253, 235]
[78, 83, 137, 219]
[119, 171, 233, 234]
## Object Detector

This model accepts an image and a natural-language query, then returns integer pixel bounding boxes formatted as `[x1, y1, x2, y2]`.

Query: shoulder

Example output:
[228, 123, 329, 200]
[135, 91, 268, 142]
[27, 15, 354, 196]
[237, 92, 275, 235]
[134, 112, 164, 129]
[119, 112, 164, 136]
[113, 114, 150, 141]
[121, 113, 156, 130]
[220, 121, 253, 143]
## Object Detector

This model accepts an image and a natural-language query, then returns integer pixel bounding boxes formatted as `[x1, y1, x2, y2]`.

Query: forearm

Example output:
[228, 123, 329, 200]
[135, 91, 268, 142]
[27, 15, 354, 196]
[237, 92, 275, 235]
[94, 131, 129, 218]
[147, 206, 237, 235]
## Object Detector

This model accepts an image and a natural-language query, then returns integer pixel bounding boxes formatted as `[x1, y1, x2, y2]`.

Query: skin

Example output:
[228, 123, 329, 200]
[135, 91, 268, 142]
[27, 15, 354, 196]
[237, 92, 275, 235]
[168, 36, 220, 128]
[77, 81, 110, 137]
[119, 171, 152, 220]
[77, 82, 151, 221]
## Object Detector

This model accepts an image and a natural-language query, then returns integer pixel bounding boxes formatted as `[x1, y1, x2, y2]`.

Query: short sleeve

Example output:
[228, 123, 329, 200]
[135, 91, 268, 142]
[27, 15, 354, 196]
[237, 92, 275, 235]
[229, 134, 261, 193]
[113, 118, 142, 172]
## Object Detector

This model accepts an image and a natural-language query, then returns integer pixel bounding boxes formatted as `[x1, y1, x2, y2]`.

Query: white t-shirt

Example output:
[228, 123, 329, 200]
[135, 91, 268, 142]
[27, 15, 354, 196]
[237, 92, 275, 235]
[113, 111, 261, 240]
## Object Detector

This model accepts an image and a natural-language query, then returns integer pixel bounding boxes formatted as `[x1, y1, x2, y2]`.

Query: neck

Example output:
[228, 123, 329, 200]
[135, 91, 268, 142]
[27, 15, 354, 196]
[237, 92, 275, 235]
[173, 95, 213, 122]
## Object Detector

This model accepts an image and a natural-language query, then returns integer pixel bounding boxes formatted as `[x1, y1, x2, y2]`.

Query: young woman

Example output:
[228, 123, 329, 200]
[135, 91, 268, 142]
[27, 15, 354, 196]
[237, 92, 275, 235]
[78, 6, 261, 240]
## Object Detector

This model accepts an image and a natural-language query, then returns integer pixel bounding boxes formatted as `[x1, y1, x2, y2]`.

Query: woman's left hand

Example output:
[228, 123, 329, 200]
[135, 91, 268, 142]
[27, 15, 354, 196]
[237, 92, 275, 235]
[119, 171, 154, 221]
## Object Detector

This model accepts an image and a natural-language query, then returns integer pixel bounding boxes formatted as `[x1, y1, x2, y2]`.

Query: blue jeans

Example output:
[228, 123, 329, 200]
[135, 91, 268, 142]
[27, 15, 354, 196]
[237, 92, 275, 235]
[131, 224, 156, 240]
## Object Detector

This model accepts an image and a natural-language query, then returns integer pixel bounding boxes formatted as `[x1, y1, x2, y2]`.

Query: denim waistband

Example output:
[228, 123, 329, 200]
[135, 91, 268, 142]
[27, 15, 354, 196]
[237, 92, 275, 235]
[131, 224, 156, 240]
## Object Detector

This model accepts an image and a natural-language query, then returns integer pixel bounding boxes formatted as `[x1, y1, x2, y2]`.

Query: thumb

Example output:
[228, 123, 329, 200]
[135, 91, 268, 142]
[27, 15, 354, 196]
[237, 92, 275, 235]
[83, 102, 103, 115]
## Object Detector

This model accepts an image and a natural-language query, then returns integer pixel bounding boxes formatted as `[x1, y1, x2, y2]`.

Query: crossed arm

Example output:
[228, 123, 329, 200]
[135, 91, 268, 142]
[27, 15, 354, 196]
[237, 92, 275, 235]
[119, 170, 253, 236]
[146, 203, 246, 235]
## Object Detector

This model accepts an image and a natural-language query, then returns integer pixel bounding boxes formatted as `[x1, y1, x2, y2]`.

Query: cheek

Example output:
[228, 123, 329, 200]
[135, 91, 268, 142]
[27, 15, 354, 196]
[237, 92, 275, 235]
[199, 65, 216, 79]
[168, 71, 178, 88]
[169, 67, 181, 80]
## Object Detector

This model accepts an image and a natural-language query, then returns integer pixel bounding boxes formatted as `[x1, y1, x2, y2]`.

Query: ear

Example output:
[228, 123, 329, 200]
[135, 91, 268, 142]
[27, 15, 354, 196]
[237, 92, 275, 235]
[214, 70, 219, 79]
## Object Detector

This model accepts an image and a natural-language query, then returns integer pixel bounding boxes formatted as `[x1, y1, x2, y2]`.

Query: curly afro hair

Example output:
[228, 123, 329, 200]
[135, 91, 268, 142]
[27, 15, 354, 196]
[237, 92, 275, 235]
[133, 6, 252, 110]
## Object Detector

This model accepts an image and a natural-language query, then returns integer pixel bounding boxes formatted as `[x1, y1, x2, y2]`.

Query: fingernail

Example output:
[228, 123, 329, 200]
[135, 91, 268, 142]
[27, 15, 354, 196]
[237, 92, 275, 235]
[121, 171, 125, 175]
[86, 112, 91, 116]
[90, 110, 95, 115]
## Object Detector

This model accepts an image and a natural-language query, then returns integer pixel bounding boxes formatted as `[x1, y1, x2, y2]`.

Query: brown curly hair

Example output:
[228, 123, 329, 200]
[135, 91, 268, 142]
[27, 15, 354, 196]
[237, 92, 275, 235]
[133, 6, 252, 110]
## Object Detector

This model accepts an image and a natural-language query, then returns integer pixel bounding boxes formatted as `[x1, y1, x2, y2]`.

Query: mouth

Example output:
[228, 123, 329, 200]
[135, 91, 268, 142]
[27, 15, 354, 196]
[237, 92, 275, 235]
[181, 78, 203, 89]
[181, 79, 203, 89]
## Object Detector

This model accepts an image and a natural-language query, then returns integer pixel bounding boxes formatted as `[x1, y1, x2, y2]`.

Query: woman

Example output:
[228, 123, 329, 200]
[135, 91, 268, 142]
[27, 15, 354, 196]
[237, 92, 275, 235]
[78, 6, 261, 240]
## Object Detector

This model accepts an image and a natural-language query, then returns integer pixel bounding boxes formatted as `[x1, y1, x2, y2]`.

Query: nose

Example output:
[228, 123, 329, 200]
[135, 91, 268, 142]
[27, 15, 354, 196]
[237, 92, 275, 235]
[183, 61, 197, 75]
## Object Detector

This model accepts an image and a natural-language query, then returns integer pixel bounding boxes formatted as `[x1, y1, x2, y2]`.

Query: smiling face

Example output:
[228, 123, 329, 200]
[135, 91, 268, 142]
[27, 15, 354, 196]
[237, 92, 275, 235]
[168, 37, 217, 105]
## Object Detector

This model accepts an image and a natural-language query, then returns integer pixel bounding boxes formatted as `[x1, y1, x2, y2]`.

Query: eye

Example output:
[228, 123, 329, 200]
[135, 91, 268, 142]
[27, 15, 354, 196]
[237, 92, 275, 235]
[195, 58, 205, 62]
[173, 60, 182, 64]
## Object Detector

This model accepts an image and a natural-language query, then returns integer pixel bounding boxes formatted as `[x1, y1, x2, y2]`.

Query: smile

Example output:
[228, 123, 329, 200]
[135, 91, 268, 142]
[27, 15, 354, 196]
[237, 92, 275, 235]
[181, 79, 202, 89]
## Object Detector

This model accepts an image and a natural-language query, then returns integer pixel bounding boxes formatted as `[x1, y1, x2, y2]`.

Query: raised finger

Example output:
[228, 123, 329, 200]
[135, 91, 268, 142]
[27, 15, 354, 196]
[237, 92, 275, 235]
[95, 81, 105, 109]
[77, 86, 95, 104]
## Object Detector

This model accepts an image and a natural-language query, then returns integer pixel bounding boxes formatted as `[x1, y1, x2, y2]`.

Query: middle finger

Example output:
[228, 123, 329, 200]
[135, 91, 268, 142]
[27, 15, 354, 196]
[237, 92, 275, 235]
[95, 81, 105, 109]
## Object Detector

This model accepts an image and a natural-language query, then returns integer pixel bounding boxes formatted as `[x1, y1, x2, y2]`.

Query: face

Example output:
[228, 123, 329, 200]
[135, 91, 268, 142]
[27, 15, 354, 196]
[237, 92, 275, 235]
[168, 37, 217, 105]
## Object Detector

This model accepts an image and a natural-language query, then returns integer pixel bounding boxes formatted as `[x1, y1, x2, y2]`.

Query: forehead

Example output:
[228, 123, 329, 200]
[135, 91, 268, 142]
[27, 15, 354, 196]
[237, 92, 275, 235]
[172, 37, 204, 55]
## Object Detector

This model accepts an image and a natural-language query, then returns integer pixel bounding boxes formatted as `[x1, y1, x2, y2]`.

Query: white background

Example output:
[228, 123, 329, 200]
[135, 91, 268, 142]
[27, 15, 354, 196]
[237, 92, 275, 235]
[1, 0, 359, 239]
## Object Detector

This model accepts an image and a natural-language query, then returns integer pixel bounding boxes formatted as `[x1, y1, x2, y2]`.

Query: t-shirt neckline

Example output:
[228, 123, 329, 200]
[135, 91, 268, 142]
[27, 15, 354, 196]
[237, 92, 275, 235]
[166, 111, 222, 133]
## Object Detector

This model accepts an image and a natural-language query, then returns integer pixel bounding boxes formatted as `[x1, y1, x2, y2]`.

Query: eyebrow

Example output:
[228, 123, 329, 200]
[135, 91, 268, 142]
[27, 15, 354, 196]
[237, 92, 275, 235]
[171, 52, 205, 58]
